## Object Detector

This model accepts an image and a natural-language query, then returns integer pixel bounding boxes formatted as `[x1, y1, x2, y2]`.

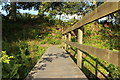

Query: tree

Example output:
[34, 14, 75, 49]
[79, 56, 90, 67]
[9, 2, 16, 21]
[2, 2, 41, 20]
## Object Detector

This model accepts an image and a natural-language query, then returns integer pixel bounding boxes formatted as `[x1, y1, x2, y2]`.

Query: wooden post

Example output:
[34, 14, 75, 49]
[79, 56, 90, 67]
[77, 29, 83, 68]
[68, 32, 71, 50]
[64, 34, 67, 50]
[62, 35, 64, 49]
[68, 32, 71, 41]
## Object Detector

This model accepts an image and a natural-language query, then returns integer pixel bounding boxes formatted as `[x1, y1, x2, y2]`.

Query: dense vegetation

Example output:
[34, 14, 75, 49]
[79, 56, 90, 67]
[2, 13, 63, 79]
[68, 17, 120, 79]
[1, 2, 120, 80]
[82, 21, 120, 79]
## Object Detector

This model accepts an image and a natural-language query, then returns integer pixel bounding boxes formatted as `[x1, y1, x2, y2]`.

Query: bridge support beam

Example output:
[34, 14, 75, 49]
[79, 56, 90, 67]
[77, 29, 83, 68]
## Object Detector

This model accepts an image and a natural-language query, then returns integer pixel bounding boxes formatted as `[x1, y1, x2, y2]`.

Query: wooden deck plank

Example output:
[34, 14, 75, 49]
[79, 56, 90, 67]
[25, 46, 87, 80]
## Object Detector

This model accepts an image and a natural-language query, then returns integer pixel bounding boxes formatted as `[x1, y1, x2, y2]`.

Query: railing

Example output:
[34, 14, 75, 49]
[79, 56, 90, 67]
[62, 1, 120, 79]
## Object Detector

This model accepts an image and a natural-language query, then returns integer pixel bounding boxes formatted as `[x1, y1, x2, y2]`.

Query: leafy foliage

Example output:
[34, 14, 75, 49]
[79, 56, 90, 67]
[2, 40, 46, 79]
[1, 51, 14, 64]
[69, 21, 120, 79]
[2, 15, 49, 79]
[2, 2, 120, 80]
[2, 11, 63, 79]
[83, 21, 120, 51]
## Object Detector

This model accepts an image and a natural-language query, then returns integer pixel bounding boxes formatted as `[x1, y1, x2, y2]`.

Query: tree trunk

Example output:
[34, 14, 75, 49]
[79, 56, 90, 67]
[9, 2, 16, 21]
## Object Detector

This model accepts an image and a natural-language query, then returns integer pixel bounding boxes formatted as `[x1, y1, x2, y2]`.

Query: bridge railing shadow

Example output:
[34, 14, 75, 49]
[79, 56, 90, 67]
[25, 52, 70, 80]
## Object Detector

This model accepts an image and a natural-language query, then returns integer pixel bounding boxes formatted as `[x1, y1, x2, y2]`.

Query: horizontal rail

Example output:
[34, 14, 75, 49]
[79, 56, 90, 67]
[63, 40, 120, 67]
[63, 2, 120, 34]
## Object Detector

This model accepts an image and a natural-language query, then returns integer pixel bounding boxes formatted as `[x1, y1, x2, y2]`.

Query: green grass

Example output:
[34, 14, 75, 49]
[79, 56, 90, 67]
[40, 28, 62, 45]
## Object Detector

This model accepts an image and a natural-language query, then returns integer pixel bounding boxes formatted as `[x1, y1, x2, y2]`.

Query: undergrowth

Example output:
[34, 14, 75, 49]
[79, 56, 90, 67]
[68, 21, 120, 79]
[2, 14, 62, 79]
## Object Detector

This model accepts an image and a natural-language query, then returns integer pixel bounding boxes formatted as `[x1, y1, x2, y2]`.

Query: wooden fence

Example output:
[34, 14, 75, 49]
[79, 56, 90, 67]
[62, 2, 120, 78]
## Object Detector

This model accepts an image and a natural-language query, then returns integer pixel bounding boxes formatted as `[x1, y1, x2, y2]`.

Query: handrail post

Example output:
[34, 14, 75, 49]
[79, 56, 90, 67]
[62, 35, 64, 49]
[64, 34, 67, 50]
[68, 32, 71, 50]
[77, 29, 83, 68]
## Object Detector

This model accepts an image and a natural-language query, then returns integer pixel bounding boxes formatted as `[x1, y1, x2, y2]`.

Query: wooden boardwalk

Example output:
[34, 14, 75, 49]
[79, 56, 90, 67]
[25, 2, 120, 80]
[25, 46, 87, 80]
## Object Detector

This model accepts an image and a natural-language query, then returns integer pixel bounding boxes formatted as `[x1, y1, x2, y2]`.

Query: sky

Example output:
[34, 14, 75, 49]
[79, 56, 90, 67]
[0, 3, 106, 21]
[17, 8, 38, 15]
[0, 4, 81, 21]
[0, 4, 39, 16]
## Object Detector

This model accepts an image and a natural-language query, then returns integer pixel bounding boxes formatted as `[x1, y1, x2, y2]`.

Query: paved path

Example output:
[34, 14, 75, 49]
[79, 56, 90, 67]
[25, 46, 87, 80]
